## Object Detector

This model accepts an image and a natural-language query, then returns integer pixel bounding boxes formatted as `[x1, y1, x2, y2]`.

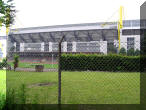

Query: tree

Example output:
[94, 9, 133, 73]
[0, 0, 16, 27]
[0, 0, 5, 26]
[108, 45, 117, 54]
[134, 49, 140, 56]
[0, 58, 7, 69]
[127, 48, 135, 56]
[119, 47, 126, 55]
[13, 54, 19, 71]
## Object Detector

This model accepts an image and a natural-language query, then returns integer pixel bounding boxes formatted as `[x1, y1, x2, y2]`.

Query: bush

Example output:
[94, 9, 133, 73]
[119, 47, 126, 55]
[108, 45, 117, 54]
[61, 54, 140, 72]
[127, 48, 135, 56]
[135, 49, 140, 56]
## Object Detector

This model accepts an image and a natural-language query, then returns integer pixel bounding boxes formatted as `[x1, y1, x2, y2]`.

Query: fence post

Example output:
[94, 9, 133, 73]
[58, 35, 65, 105]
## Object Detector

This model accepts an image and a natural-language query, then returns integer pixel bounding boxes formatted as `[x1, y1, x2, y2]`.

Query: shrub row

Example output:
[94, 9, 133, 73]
[60, 54, 143, 72]
[119, 47, 140, 56]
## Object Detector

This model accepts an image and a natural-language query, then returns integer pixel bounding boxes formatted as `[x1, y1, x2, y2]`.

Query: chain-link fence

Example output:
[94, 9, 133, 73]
[7, 39, 140, 104]
[59, 39, 140, 104]
[4, 37, 141, 105]
[6, 51, 59, 105]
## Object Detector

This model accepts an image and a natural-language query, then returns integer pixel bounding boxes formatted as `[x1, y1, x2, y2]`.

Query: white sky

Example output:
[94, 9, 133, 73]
[0, 0, 146, 36]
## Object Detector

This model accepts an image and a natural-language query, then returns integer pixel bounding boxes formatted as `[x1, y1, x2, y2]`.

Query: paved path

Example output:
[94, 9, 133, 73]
[15, 68, 58, 72]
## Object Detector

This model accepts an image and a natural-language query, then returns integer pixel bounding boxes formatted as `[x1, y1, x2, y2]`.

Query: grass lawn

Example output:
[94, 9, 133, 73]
[0, 70, 6, 94]
[0, 70, 6, 110]
[8, 62, 58, 69]
[7, 71, 140, 104]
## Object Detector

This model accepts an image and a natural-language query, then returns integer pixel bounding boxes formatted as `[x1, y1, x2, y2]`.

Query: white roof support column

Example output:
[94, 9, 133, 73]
[41, 42, 44, 52]
[72, 42, 76, 52]
[14, 42, 16, 52]
[49, 42, 52, 52]
[100, 41, 107, 54]
[63, 42, 67, 52]
[20, 43, 24, 52]
[134, 35, 140, 51]
[120, 35, 127, 51]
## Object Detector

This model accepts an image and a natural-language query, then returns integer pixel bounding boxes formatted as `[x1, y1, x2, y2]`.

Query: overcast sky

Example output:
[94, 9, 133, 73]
[0, 0, 145, 36]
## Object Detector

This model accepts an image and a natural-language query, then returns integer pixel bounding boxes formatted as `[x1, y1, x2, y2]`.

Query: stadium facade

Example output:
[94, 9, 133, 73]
[7, 19, 142, 58]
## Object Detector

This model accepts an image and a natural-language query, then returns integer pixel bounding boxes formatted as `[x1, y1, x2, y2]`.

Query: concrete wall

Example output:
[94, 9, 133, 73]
[120, 35, 140, 51]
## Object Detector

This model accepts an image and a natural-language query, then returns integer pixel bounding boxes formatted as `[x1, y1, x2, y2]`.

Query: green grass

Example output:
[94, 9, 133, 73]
[0, 70, 6, 110]
[0, 70, 6, 93]
[8, 62, 58, 69]
[7, 71, 140, 104]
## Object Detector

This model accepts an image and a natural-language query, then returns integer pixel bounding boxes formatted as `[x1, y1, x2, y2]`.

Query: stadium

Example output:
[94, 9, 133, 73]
[3, 1, 146, 104]
[7, 19, 141, 61]
[5, 19, 142, 104]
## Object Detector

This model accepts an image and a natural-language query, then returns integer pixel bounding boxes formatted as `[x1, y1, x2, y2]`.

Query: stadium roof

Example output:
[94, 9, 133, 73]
[10, 22, 117, 35]
[8, 19, 143, 43]
[10, 19, 142, 35]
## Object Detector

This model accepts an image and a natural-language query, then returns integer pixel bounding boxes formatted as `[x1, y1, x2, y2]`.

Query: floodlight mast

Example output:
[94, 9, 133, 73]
[100, 6, 124, 51]
[118, 6, 124, 51]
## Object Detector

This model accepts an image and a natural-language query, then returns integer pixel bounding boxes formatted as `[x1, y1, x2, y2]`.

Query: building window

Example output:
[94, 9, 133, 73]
[127, 37, 135, 50]
[16, 43, 20, 52]
[24, 43, 42, 52]
[132, 20, 140, 27]
[122, 29, 140, 35]
[123, 20, 131, 27]
[67, 42, 72, 52]
[52, 43, 64, 52]
[52, 43, 58, 52]
[44, 43, 49, 52]
[76, 42, 100, 52]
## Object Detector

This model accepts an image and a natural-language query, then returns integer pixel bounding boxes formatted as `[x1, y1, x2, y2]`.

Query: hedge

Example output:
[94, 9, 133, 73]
[60, 54, 142, 72]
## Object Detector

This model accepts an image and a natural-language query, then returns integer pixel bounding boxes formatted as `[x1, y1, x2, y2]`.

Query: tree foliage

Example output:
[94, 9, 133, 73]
[13, 54, 19, 71]
[108, 45, 117, 54]
[119, 47, 126, 55]
[0, 58, 7, 68]
[127, 48, 135, 56]
[0, 0, 16, 27]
